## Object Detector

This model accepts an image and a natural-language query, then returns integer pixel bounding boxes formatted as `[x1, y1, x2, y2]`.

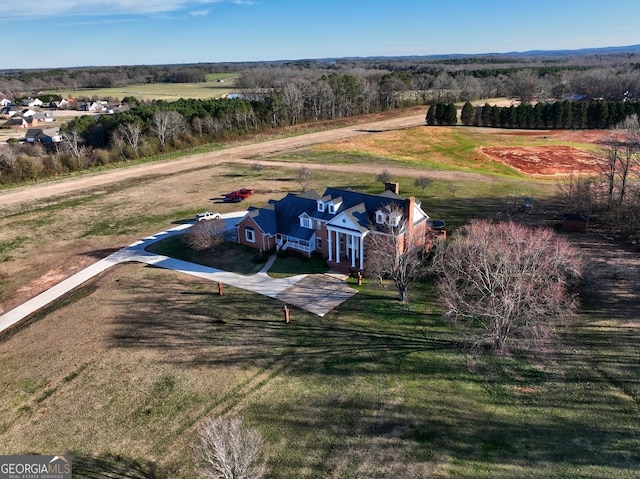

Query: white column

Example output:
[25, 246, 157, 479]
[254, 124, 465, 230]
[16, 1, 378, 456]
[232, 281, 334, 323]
[359, 234, 365, 270]
[335, 231, 340, 264]
[350, 235, 356, 268]
[327, 229, 333, 261]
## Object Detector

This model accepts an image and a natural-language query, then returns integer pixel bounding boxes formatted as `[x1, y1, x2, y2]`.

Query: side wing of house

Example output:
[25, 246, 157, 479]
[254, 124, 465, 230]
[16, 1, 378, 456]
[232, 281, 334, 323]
[236, 206, 277, 252]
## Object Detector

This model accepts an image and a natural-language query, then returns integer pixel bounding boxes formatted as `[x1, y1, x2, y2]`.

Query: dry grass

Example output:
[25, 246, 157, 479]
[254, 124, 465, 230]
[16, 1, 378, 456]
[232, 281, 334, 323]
[0, 124, 638, 478]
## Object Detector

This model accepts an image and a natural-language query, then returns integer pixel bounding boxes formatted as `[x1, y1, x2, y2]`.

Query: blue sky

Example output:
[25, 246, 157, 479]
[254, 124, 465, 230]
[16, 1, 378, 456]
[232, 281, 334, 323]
[2, 0, 640, 69]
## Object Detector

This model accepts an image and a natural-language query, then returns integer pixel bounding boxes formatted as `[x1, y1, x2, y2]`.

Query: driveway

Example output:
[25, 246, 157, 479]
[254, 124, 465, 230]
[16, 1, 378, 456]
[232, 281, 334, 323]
[0, 212, 358, 334]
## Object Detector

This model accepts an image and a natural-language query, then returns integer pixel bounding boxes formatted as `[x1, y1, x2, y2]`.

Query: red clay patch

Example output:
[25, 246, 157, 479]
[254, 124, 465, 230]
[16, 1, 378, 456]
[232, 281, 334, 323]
[479, 146, 603, 175]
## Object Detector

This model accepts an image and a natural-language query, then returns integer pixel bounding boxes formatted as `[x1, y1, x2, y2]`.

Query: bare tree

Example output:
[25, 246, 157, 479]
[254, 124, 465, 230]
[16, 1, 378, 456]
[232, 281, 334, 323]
[364, 204, 429, 302]
[153, 110, 186, 150]
[186, 219, 225, 251]
[434, 220, 583, 350]
[0, 144, 19, 178]
[295, 166, 313, 191]
[614, 114, 640, 204]
[111, 129, 128, 159]
[509, 70, 541, 104]
[446, 184, 460, 196]
[64, 129, 85, 160]
[414, 175, 432, 194]
[282, 80, 306, 125]
[375, 169, 392, 186]
[194, 416, 267, 479]
[118, 122, 142, 158]
[557, 171, 596, 217]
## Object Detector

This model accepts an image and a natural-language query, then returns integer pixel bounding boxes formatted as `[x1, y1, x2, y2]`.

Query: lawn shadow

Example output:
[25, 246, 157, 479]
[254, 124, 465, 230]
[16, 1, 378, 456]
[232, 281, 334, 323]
[71, 452, 167, 479]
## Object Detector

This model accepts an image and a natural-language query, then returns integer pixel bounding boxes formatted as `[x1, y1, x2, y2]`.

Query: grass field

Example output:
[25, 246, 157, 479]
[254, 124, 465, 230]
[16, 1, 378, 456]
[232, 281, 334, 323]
[46, 73, 239, 101]
[0, 125, 638, 478]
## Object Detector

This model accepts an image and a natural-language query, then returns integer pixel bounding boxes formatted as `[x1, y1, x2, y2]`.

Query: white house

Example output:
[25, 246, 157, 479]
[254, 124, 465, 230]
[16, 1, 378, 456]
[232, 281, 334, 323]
[21, 98, 43, 108]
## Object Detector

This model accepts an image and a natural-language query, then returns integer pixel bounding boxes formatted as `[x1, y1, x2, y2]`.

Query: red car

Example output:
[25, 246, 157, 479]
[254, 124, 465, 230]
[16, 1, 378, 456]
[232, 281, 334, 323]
[223, 188, 254, 200]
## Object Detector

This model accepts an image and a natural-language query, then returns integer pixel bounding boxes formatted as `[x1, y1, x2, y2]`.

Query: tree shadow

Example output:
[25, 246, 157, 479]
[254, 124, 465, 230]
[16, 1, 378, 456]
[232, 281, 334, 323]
[70, 452, 167, 479]
[82, 248, 122, 259]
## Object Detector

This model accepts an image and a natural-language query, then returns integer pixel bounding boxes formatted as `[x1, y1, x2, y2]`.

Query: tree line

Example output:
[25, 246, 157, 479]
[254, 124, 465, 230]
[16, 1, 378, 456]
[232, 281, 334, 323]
[5, 51, 640, 185]
[427, 99, 640, 129]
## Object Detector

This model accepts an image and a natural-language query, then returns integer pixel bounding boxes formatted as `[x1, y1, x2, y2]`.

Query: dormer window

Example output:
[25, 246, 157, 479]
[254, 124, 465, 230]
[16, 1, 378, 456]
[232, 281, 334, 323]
[317, 200, 325, 212]
[375, 209, 403, 226]
[328, 198, 342, 214]
[300, 214, 312, 229]
[388, 212, 402, 227]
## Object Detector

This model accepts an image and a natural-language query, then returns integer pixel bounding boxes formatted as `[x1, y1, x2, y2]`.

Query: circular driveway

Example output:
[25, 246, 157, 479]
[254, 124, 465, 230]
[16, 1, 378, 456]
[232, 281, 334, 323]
[0, 212, 357, 334]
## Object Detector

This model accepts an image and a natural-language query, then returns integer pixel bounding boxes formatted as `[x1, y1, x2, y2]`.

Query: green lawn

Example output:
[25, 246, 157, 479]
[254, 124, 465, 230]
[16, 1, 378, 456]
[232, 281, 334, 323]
[46, 73, 239, 102]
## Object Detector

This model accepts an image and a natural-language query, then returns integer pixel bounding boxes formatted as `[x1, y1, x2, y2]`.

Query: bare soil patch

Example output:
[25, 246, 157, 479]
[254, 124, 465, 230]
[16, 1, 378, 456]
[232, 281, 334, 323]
[479, 145, 603, 175]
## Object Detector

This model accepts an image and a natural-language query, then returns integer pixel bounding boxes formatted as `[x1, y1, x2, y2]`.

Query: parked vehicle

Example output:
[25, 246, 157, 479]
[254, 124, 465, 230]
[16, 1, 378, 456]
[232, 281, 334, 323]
[223, 188, 254, 200]
[195, 211, 221, 221]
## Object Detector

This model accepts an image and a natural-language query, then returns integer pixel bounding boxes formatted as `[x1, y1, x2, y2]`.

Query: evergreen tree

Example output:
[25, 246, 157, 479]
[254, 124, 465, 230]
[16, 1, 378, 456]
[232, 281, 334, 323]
[573, 102, 588, 129]
[434, 103, 447, 125]
[461, 101, 474, 126]
[444, 103, 458, 125]
[561, 100, 573, 128]
[481, 103, 493, 127]
[426, 105, 436, 125]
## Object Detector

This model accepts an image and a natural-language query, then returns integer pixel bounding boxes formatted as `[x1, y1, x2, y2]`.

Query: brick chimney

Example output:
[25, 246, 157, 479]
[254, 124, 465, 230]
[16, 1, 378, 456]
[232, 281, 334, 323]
[384, 182, 399, 195]
[405, 196, 415, 230]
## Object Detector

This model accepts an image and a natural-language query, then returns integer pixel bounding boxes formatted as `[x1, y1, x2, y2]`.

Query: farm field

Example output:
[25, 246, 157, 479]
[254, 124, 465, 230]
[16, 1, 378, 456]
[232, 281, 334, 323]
[45, 72, 239, 102]
[0, 118, 638, 478]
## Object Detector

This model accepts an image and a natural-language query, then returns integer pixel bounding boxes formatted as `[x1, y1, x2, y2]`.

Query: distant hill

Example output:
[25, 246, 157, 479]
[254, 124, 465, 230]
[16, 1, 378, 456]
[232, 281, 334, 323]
[504, 44, 640, 57]
[328, 44, 640, 63]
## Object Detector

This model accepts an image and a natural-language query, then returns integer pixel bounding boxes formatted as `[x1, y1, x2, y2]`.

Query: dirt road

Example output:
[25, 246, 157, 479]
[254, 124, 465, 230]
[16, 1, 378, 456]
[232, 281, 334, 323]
[0, 113, 428, 214]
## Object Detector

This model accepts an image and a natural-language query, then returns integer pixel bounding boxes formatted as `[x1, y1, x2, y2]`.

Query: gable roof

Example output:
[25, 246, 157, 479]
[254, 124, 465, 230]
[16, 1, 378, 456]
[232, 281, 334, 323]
[244, 187, 430, 242]
[316, 187, 408, 229]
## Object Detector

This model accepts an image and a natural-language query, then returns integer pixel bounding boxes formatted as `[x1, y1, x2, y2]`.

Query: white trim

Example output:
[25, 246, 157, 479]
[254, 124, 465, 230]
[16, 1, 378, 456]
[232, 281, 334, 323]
[245, 227, 256, 243]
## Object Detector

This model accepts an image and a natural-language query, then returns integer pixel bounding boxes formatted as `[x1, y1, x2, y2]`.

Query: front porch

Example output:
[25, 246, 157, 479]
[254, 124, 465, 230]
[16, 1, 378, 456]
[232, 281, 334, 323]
[326, 227, 365, 273]
[277, 234, 312, 256]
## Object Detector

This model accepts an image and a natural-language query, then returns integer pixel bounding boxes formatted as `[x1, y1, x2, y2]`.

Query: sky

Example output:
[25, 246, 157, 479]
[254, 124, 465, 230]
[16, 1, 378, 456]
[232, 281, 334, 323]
[2, 0, 640, 69]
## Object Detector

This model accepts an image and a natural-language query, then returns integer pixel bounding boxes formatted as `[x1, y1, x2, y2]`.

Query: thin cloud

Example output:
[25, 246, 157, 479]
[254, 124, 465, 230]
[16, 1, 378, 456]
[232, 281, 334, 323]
[0, 1, 231, 20]
[190, 9, 209, 17]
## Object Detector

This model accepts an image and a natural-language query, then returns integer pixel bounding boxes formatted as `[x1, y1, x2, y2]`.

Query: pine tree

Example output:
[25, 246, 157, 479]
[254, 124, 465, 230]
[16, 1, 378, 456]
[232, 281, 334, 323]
[461, 102, 474, 126]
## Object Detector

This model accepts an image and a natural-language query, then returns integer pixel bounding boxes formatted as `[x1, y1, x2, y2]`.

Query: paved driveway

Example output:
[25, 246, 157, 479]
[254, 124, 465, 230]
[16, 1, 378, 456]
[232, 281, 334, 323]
[0, 212, 358, 334]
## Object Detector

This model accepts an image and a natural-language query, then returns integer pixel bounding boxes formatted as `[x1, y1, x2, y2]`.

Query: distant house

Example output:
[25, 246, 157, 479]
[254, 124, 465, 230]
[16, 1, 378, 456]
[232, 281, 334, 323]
[0, 98, 12, 107]
[2, 116, 28, 129]
[3, 106, 21, 117]
[25, 128, 62, 144]
[21, 108, 37, 118]
[21, 97, 43, 107]
[49, 99, 70, 109]
[81, 101, 106, 112]
[236, 185, 437, 273]
[32, 111, 55, 123]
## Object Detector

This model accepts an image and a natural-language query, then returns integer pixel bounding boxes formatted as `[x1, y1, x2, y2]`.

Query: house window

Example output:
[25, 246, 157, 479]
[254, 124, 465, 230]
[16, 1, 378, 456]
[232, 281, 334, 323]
[317, 201, 325, 212]
[245, 227, 256, 243]
[316, 220, 322, 229]
[389, 213, 402, 227]
[375, 210, 385, 224]
[329, 204, 336, 214]
[300, 216, 312, 229]
[317, 238, 322, 249]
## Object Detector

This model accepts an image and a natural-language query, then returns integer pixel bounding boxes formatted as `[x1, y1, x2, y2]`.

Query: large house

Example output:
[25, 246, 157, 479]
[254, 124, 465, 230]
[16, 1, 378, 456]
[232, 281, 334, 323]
[236, 185, 439, 273]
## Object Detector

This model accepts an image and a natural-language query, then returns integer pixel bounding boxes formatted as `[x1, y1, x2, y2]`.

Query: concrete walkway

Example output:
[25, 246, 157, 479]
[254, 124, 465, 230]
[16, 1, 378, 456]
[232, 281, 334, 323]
[0, 212, 358, 334]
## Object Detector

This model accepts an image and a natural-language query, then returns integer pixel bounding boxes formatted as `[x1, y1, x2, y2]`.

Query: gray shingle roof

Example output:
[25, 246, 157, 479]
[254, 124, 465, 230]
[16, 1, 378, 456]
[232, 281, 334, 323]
[246, 187, 423, 240]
